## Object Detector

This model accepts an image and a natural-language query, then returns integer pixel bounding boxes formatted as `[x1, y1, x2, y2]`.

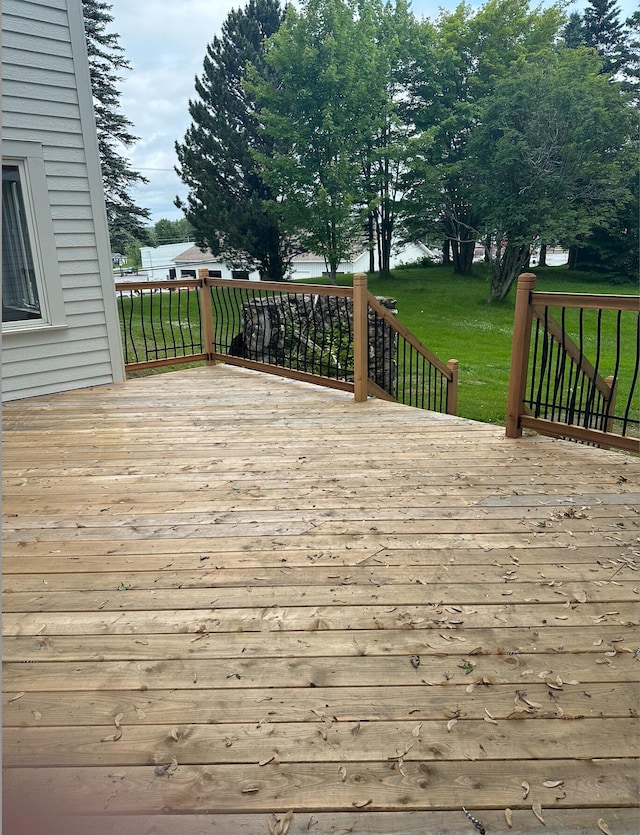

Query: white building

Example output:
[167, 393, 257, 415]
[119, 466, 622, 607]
[138, 240, 440, 283]
[2, 0, 125, 401]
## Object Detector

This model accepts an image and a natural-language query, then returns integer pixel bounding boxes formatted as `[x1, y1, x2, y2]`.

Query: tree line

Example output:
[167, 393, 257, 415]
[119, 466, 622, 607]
[83, 0, 638, 301]
[174, 0, 637, 301]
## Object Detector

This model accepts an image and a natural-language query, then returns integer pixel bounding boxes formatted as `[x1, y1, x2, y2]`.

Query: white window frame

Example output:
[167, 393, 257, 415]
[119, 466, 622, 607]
[2, 140, 67, 332]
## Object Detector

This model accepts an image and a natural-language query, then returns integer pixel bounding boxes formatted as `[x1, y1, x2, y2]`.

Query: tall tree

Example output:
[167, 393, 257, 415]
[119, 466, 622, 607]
[582, 0, 629, 75]
[407, 0, 564, 275]
[250, 0, 375, 283]
[357, 0, 422, 278]
[465, 48, 634, 301]
[82, 0, 150, 252]
[175, 0, 292, 281]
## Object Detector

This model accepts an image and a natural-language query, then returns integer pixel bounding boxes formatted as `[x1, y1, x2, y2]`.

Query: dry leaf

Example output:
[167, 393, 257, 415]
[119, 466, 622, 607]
[446, 718, 458, 732]
[240, 785, 260, 794]
[484, 708, 495, 719]
[597, 818, 613, 835]
[114, 713, 123, 730]
[31, 710, 42, 720]
[483, 716, 498, 725]
[338, 765, 347, 783]
[279, 810, 293, 835]
[544, 677, 563, 690]
[101, 728, 122, 742]
[504, 808, 513, 828]
[352, 799, 372, 808]
[543, 780, 564, 788]
[8, 692, 25, 702]
[134, 705, 146, 720]
[412, 723, 422, 738]
[170, 727, 180, 741]
[108, 771, 126, 779]
[522, 781, 530, 800]
[259, 755, 276, 767]
[532, 803, 545, 825]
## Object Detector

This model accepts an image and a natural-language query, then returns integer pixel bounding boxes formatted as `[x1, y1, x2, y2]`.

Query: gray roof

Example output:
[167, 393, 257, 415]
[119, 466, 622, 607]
[173, 245, 213, 263]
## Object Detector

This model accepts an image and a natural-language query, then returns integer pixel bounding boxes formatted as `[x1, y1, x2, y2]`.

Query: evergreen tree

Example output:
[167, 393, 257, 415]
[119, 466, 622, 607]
[175, 0, 292, 281]
[82, 0, 150, 252]
[583, 0, 628, 75]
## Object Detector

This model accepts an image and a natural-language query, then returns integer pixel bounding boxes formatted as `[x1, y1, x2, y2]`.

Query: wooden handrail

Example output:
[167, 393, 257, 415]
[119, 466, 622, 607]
[529, 292, 638, 312]
[205, 276, 354, 298]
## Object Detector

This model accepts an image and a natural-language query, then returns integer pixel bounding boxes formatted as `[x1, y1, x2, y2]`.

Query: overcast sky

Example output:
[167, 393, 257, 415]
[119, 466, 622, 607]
[106, 0, 632, 226]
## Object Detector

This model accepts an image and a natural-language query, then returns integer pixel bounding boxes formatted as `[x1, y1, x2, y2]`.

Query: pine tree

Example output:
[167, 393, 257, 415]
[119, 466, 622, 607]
[583, 0, 627, 74]
[175, 0, 292, 281]
[82, 0, 150, 252]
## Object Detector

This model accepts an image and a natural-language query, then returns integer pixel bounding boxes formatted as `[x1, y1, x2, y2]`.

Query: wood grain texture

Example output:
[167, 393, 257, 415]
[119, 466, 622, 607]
[3, 364, 639, 832]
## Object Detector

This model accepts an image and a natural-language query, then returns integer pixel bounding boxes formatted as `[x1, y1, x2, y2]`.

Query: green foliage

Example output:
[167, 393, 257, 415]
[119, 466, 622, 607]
[465, 48, 635, 301]
[250, 0, 378, 283]
[175, 0, 293, 280]
[404, 0, 566, 276]
[82, 0, 150, 251]
[151, 218, 194, 246]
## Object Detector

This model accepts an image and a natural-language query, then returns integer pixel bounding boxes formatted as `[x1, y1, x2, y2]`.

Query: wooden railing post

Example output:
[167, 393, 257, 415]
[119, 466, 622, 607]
[353, 272, 368, 402]
[198, 268, 215, 364]
[446, 359, 459, 415]
[506, 273, 537, 438]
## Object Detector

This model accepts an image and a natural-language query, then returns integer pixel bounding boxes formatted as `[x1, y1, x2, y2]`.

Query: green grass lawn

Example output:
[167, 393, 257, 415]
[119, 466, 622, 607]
[118, 265, 637, 427]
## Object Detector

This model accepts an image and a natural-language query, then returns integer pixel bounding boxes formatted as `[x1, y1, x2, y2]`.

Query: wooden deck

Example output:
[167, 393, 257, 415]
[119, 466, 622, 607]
[3, 365, 639, 835]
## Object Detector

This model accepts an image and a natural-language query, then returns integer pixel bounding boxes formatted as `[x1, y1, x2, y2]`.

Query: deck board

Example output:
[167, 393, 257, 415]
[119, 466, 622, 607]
[3, 364, 639, 833]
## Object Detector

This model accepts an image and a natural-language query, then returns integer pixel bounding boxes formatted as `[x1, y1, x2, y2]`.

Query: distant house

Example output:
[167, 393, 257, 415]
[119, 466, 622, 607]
[138, 240, 439, 283]
[2, 0, 125, 402]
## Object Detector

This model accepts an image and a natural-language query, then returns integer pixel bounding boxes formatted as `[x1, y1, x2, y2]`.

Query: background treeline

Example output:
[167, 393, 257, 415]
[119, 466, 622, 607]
[172, 0, 637, 300]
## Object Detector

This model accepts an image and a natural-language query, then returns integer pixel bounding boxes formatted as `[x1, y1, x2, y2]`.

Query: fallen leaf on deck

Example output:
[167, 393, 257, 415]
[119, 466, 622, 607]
[412, 723, 422, 738]
[8, 693, 25, 702]
[31, 710, 42, 720]
[352, 799, 372, 808]
[543, 780, 564, 788]
[597, 818, 613, 835]
[339, 765, 347, 782]
[447, 718, 458, 732]
[114, 713, 123, 730]
[241, 784, 260, 794]
[133, 705, 146, 720]
[522, 781, 530, 800]
[259, 755, 276, 766]
[504, 808, 513, 828]
[101, 728, 122, 742]
[170, 727, 180, 741]
[532, 803, 545, 824]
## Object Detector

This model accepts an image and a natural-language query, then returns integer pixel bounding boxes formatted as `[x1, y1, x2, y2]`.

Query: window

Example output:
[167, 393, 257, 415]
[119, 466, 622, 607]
[2, 165, 41, 322]
[231, 270, 250, 279]
[2, 141, 66, 331]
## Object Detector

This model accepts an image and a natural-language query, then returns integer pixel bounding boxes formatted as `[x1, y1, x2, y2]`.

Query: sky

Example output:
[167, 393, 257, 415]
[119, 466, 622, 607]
[106, 0, 633, 227]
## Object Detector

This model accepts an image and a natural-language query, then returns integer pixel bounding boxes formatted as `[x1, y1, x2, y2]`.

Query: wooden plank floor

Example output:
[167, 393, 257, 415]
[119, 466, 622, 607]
[3, 364, 639, 835]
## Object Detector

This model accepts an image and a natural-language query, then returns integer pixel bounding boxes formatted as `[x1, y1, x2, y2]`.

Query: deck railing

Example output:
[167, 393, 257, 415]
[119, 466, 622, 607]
[506, 273, 639, 453]
[115, 272, 458, 415]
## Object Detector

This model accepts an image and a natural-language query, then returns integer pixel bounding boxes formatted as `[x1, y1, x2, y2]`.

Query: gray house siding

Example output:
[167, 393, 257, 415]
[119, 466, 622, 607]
[1, 0, 125, 401]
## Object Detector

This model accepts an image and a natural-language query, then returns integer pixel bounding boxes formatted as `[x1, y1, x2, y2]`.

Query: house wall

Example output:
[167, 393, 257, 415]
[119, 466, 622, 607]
[1, 0, 125, 401]
[140, 242, 198, 281]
